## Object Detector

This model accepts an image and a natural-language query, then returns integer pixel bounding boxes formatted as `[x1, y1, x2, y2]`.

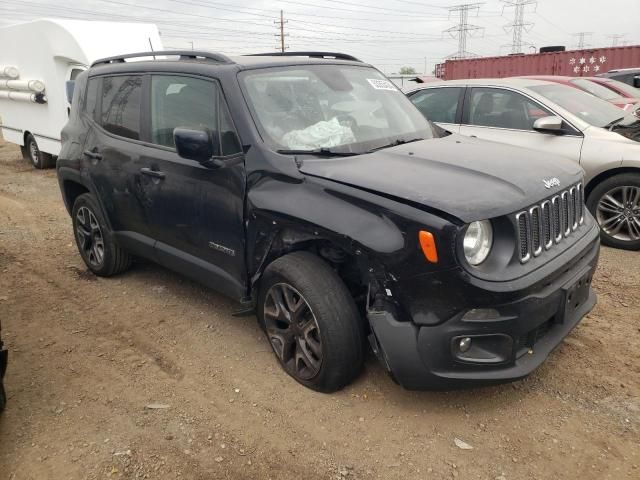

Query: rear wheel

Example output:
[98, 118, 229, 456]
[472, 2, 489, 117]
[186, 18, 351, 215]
[71, 193, 132, 276]
[0, 381, 5, 413]
[257, 251, 364, 392]
[24, 133, 55, 169]
[587, 173, 640, 250]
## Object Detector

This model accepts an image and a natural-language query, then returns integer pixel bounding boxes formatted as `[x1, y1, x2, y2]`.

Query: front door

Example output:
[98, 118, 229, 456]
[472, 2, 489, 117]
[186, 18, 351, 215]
[458, 87, 584, 163]
[139, 74, 247, 300]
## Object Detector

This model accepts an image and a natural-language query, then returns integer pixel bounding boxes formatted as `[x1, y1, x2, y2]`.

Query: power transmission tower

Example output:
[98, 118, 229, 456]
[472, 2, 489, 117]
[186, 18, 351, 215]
[607, 34, 625, 47]
[572, 32, 593, 49]
[274, 10, 289, 53]
[502, 0, 536, 54]
[443, 3, 484, 59]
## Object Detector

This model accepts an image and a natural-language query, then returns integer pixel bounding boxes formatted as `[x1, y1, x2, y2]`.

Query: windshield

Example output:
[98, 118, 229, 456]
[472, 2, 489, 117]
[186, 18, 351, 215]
[530, 83, 635, 127]
[604, 79, 640, 98]
[570, 78, 620, 101]
[240, 65, 434, 154]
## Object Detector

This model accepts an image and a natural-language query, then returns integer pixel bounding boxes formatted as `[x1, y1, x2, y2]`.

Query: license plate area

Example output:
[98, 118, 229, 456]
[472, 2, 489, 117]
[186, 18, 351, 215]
[564, 270, 593, 316]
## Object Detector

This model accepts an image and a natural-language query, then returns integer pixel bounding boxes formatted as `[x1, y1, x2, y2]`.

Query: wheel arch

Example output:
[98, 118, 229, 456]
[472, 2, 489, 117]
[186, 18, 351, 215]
[585, 167, 640, 201]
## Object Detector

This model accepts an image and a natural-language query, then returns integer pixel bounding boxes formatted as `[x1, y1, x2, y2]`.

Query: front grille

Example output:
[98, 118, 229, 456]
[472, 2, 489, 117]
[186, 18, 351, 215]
[515, 183, 584, 263]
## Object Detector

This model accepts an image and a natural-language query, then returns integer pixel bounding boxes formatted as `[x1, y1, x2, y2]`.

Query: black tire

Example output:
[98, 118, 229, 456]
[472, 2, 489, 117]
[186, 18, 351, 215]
[586, 173, 640, 250]
[257, 251, 364, 392]
[71, 193, 132, 276]
[24, 133, 55, 169]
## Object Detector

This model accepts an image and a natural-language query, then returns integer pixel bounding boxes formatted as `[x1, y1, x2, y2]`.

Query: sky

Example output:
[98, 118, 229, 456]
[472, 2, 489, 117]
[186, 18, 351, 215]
[1, 0, 638, 74]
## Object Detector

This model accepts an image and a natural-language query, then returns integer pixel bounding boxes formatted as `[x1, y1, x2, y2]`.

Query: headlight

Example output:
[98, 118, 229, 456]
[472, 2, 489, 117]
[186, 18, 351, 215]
[463, 220, 493, 266]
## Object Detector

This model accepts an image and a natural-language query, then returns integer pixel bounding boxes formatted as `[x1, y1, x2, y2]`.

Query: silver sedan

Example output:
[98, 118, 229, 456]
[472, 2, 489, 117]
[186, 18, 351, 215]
[407, 78, 640, 250]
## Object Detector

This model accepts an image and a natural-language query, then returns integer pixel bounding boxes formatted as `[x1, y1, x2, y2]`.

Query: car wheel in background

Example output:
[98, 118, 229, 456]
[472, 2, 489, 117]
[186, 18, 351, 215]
[24, 133, 55, 169]
[71, 193, 132, 276]
[257, 251, 364, 393]
[587, 173, 640, 250]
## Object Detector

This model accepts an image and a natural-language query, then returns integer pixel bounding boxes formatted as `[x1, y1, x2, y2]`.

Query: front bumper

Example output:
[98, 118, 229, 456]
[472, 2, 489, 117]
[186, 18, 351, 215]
[368, 224, 600, 390]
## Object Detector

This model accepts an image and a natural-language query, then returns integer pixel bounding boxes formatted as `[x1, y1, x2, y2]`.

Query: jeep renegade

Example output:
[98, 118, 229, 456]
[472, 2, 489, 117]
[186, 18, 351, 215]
[57, 51, 600, 392]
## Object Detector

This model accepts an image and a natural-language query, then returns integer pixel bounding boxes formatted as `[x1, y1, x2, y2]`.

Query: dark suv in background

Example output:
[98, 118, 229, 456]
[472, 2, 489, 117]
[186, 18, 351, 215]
[57, 51, 600, 392]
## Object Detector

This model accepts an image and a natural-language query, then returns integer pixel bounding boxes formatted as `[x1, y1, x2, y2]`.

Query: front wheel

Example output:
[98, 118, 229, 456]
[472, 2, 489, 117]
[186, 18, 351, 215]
[587, 173, 640, 250]
[257, 251, 364, 392]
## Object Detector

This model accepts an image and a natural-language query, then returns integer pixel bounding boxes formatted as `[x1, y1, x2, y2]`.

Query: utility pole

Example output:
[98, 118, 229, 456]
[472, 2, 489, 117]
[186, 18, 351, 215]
[502, 0, 536, 54]
[607, 34, 625, 47]
[443, 3, 484, 59]
[275, 10, 288, 53]
[572, 32, 593, 50]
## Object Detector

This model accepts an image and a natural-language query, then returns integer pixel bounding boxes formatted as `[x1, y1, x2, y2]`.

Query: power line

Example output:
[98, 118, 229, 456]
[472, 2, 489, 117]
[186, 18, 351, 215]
[502, 0, 536, 54]
[443, 3, 484, 59]
[572, 32, 593, 49]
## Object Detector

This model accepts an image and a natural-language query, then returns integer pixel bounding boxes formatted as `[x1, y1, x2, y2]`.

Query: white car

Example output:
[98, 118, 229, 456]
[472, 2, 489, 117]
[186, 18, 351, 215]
[407, 78, 640, 250]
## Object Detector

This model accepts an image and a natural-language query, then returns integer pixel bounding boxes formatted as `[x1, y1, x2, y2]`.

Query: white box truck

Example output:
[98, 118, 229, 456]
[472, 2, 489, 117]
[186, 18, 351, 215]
[0, 18, 162, 168]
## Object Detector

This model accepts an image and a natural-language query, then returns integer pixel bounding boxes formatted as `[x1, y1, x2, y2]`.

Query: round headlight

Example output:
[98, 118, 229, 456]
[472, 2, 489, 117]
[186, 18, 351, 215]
[463, 220, 493, 266]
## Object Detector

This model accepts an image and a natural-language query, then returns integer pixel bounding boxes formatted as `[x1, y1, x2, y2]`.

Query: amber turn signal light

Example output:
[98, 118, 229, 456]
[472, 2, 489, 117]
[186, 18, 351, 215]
[419, 230, 438, 263]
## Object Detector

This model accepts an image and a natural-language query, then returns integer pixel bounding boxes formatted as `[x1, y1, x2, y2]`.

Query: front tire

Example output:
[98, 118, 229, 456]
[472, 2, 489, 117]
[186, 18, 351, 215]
[587, 173, 640, 250]
[257, 251, 364, 393]
[71, 193, 132, 276]
[24, 133, 55, 169]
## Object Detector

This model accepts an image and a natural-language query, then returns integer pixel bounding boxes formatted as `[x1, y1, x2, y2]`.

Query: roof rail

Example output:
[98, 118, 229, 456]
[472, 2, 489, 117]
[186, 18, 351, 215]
[247, 51, 362, 62]
[91, 50, 233, 67]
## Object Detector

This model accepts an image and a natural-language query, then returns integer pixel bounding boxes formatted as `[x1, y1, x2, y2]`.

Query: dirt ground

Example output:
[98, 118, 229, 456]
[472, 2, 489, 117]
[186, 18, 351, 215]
[0, 138, 638, 480]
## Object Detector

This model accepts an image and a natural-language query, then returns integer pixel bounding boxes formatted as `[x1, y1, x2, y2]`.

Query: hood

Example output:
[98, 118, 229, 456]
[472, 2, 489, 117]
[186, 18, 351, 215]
[299, 134, 584, 223]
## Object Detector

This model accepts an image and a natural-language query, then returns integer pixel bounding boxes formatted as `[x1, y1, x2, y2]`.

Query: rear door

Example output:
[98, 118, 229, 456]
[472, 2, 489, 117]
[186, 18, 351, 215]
[459, 86, 584, 163]
[82, 74, 153, 247]
[407, 86, 463, 133]
[137, 74, 247, 300]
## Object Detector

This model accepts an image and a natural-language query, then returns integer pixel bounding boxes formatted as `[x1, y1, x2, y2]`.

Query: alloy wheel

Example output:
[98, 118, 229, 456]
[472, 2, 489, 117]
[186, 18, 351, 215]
[596, 186, 640, 241]
[263, 283, 323, 380]
[75, 206, 105, 267]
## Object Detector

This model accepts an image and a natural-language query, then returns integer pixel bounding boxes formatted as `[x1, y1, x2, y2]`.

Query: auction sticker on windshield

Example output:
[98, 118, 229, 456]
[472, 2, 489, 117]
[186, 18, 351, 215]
[367, 78, 397, 91]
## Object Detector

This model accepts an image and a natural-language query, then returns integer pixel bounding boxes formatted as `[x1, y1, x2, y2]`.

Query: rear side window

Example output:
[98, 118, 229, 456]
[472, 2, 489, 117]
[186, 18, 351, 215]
[151, 75, 218, 148]
[409, 88, 462, 123]
[84, 78, 99, 120]
[100, 75, 143, 140]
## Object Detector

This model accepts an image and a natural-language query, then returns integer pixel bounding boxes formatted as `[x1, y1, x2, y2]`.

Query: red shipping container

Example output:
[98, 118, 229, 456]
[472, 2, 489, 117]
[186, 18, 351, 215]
[435, 45, 640, 80]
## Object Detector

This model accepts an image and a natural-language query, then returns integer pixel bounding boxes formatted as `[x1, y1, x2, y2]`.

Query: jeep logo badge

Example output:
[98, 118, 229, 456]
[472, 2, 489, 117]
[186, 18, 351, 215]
[543, 177, 560, 189]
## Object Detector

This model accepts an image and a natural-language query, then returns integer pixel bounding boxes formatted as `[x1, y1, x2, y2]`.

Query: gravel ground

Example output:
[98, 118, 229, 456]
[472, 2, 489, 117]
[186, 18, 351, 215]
[0, 138, 638, 479]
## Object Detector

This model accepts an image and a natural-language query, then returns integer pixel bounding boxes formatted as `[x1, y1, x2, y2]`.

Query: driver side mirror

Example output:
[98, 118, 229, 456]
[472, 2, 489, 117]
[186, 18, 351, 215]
[533, 115, 564, 134]
[174, 127, 220, 165]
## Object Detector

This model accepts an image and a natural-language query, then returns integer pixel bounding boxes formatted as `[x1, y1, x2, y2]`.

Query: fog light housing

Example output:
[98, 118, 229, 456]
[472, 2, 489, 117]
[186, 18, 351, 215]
[458, 337, 472, 353]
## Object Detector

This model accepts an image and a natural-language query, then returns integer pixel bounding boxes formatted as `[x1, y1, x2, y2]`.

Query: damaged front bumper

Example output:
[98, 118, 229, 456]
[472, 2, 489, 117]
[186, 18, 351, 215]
[367, 224, 600, 390]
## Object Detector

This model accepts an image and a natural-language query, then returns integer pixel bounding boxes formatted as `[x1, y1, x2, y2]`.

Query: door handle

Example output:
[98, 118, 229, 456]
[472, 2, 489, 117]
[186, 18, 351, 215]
[83, 150, 102, 160]
[140, 167, 166, 179]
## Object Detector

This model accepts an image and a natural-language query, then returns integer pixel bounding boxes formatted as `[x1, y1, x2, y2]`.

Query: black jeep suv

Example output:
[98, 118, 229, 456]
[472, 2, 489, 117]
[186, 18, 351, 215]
[57, 51, 600, 392]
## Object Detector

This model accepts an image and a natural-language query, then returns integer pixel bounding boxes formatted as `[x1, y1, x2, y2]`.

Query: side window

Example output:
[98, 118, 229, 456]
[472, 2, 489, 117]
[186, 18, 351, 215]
[100, 76, 143, 140]
[409, 88, 461, 123]
[151, 75, 218, 149]
[466, 88, 552, 131]
[84, 77, 99, 121]
[70, 68, 84, 81]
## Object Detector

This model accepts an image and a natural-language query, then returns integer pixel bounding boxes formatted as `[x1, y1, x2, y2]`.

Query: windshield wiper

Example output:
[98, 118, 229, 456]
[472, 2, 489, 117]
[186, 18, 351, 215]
[276, 148, 358, 157]
[367, 137, 424, 153]
[604, 117, 626, 130]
